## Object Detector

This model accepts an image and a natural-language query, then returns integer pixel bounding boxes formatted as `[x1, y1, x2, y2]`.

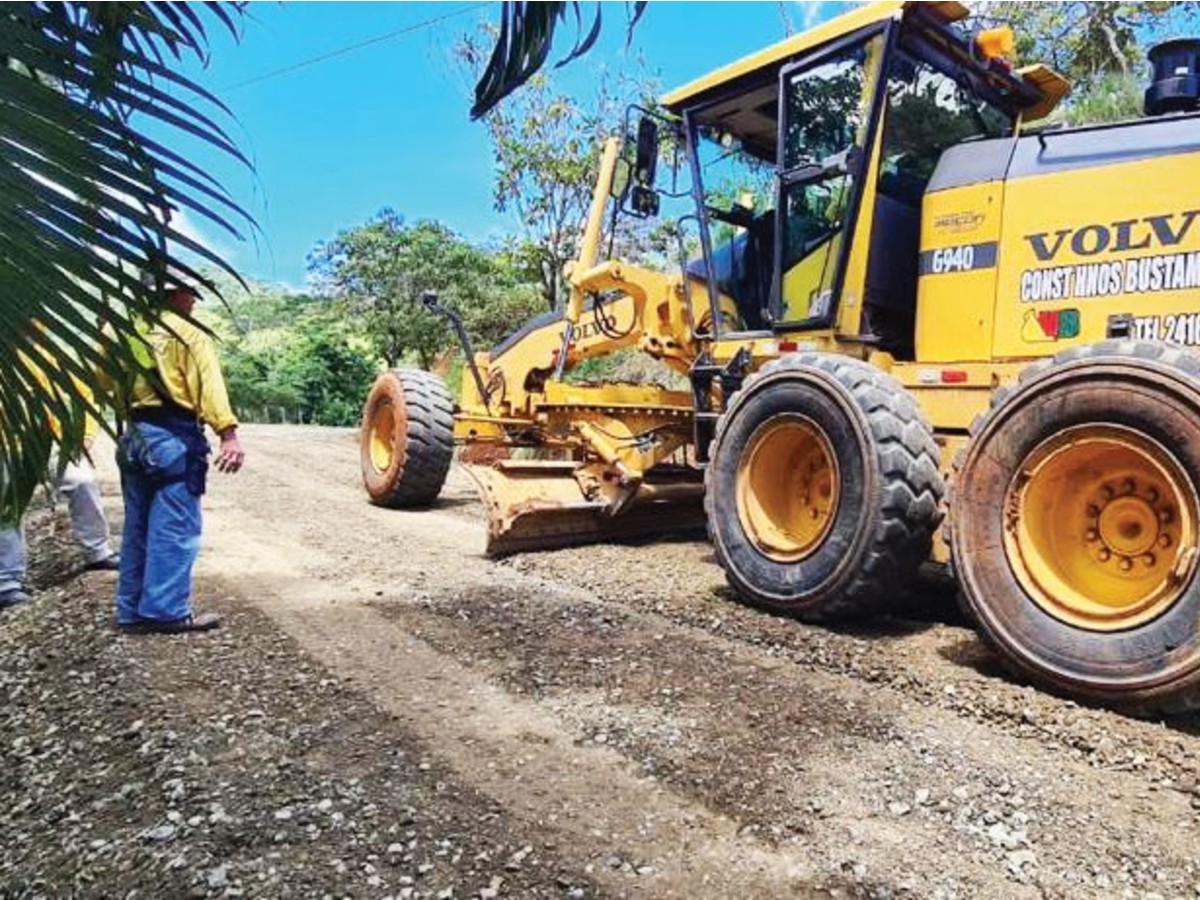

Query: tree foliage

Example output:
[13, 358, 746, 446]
[272, 319, 377, 427]
[309, 210, 541, 370]
[469, 2, 1200, 130]
[1, 2, 251, 522]
[977, 2, 1200, 82]
[475, 74, 605, 311]
[196, 276, 376, 427]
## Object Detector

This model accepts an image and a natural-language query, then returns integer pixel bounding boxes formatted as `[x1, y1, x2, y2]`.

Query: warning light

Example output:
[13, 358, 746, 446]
[976, 27, 1014, 60]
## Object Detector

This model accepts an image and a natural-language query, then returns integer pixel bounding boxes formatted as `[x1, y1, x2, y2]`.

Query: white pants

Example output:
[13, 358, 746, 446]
[0, 457, 114, 593]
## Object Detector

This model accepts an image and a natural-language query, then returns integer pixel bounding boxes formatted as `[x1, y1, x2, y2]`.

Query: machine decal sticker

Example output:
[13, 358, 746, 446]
[918, 242, 998, 276]
[932, 211, 985, 235]
[1020, 308, 1081, 343]
[1130, 310, 1200, 345]
[1018, 210, 1200, 303]
[1019, 250, 1200, 302]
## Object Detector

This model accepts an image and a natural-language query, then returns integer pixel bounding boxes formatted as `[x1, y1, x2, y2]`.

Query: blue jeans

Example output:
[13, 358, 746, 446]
[116, 421, 205, 624]
[0, 523, 27, 596]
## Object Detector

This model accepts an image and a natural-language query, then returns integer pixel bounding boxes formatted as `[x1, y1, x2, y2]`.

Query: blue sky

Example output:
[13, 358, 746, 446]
[162, 2, 839, 290]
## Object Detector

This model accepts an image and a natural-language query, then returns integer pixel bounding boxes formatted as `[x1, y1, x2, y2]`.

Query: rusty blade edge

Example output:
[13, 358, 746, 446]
[484, 498, 708, 557]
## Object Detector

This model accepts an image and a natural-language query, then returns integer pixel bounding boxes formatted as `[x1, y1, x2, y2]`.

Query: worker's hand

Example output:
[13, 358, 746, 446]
[215, 429, 245, 474]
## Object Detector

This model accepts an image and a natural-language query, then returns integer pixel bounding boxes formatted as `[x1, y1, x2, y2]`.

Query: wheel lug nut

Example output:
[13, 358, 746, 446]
[1098, 548, 1112, 562]
[1160, 508, 1175, 524]
[1101, 486, 1114, 501]
[1124, 478, 1137, 495]
[1085, 528, 1099, 542]
[1119, 557, 1133, 572]
[1159, 533, 1173, 548]
[1147, 488, 1160, 503]
[1086, 504, 1100, 518]
[1143, 553, 1157, 567]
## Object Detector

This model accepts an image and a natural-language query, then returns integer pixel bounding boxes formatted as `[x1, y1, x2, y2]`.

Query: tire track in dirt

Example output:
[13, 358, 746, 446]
[197, 510, 867, 898]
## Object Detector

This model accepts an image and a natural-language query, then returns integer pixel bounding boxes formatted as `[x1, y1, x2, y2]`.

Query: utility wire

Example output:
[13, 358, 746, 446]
[222, 3, 489, 92]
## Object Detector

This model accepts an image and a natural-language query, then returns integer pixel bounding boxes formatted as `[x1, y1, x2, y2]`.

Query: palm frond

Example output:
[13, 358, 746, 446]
[470, 1, 648, 119]
[0, 2, 253, 523]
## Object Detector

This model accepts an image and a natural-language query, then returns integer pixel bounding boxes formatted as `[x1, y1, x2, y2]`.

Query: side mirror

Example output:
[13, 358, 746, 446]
[627, 116, 661, 217]
[634, 116, 659, 190]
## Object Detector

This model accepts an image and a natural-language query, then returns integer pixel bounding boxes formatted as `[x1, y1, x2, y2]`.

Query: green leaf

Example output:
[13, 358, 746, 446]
[470, 2, 649, 119]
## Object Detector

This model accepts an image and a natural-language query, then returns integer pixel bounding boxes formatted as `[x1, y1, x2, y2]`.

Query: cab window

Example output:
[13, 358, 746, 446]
[878, 52, 1011, 203]
[777, 33, 886, 325]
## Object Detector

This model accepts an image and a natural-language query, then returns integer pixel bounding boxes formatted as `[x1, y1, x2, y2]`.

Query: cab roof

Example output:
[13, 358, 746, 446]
[661, 2, 965, 111]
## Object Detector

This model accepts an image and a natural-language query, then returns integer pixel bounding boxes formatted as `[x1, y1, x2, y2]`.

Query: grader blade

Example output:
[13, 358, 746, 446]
[462, 460, 706, 556]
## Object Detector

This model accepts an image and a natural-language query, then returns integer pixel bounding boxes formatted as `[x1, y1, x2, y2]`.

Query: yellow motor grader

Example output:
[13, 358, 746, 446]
[361, 1, 1200, 714]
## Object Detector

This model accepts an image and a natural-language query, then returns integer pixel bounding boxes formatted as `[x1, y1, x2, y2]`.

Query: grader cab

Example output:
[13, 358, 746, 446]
[361, 1, 1200, 714]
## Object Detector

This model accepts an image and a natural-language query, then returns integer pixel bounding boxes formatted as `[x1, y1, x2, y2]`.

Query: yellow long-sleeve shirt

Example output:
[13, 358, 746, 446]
[21, 347, 101, 444]
[129, 312, 239, 433]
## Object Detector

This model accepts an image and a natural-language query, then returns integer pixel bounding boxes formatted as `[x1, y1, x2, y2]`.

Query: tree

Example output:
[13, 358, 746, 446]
[193, 274, 335, 423]
[220, 338, 301, 421]
[976, 3, 1199, 82]
[310, 211, 511, 370]
[1, 2, 252, 521]
[474, 72, 604, 311]
[457, 261, 545, 350]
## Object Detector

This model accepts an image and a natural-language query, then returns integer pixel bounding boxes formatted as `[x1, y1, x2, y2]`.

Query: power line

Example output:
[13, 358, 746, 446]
[222, 3, 489, 92]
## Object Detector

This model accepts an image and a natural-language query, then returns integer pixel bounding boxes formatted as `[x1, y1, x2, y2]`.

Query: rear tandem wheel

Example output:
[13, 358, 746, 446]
[952, 341, 1200, 715]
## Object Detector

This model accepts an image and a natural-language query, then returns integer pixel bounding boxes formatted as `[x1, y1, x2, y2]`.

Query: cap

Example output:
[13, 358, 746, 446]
[141, 263, 201, 299]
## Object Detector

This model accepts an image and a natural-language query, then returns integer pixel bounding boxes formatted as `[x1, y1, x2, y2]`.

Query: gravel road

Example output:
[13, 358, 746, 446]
[5, 423, 1200, 899]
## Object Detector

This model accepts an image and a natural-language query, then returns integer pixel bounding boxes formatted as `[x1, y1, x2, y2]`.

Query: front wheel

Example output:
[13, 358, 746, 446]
[706, 353, 944, 621]
[952, 341, 1200, 714]
[360, 368, 454, 508]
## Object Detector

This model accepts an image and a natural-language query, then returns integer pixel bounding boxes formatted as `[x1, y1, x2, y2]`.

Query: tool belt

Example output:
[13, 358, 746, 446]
[120, 402, 209, 496]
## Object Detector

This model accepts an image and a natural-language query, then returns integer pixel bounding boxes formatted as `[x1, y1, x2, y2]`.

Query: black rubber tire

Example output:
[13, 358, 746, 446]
[706, 353, 944, 621]
[952, 340, 1200, 716]
[360, 368, 454, 508]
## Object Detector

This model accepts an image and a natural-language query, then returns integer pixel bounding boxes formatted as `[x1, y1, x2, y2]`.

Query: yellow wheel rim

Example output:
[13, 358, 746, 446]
[369, 402, 396, 473]
[736, 414, 840, 562]
[1004, 424, 1199, 632]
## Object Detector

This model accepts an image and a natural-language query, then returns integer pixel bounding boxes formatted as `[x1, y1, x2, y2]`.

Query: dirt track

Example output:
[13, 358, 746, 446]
[10, 423, 1200, 897]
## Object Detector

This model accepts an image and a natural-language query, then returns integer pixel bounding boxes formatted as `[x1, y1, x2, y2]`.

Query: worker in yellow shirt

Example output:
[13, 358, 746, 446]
[113, 273, 244, 633]
[0, 341, 119, 609]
